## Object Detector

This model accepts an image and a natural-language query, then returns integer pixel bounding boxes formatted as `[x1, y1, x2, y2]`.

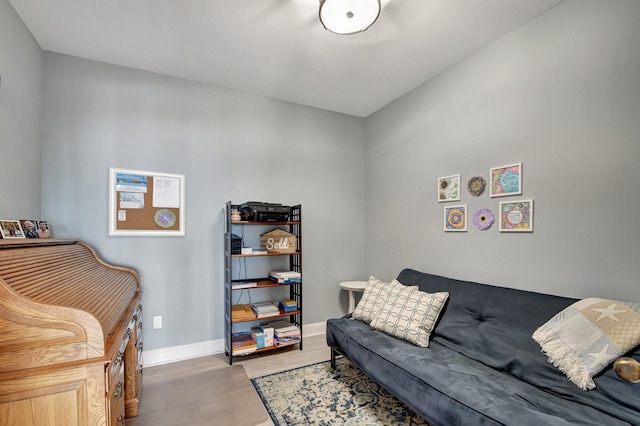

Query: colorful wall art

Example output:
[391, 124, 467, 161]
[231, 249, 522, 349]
[499, 199, 533, 232]
[444, 205, 467, 232]
[438, 174, 460, 202]
[490, 163, 522, 197]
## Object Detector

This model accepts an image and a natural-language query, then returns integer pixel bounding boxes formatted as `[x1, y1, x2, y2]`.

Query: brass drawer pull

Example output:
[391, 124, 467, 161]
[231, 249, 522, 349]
[114, 381, 124, 399]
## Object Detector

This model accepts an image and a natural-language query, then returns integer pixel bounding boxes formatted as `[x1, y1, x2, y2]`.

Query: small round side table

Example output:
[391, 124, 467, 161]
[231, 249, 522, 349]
[339, 280, 368, 313]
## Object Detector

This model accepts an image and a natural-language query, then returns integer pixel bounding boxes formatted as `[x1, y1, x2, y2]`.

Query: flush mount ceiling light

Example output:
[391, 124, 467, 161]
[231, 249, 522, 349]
[319, 0, 381, 35]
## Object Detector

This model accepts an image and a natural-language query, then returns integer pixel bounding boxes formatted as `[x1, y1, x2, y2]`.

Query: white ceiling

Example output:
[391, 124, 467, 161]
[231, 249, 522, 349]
[9, 0, 563, 117]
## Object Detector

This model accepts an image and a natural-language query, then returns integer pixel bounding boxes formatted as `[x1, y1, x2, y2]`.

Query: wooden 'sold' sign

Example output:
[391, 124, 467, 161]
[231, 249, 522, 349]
[260, 229, 296, 253]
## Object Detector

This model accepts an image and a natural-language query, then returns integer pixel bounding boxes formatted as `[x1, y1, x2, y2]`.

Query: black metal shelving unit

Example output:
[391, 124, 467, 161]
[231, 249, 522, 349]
[223, 201, 302, 365]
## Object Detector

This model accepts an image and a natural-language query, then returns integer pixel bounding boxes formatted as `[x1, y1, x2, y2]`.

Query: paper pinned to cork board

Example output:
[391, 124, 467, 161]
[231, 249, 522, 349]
[153, 176, 180, 208]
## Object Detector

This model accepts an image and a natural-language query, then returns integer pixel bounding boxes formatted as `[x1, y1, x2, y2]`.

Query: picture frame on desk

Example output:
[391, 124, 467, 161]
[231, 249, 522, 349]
[0, 220, 25, 239]
[19, 219, 39, 238]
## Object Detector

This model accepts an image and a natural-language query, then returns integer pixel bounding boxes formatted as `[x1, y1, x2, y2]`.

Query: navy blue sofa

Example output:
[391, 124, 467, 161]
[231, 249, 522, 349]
[326, 269, 640, 425]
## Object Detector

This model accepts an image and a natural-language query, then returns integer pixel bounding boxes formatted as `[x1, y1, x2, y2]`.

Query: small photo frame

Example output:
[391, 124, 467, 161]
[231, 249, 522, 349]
[490, 163, 522, 197]
[499, 199, 534, 232]
[20, 219, 39, 238]
[36, 221, 52, 239]
[444, 205, 467, 232]
[0, 220, 26, 239]
[438, 174, 461, 202]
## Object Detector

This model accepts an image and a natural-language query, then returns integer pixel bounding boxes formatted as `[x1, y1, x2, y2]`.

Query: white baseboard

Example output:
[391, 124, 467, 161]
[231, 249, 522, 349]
[142, 320, 326, 367]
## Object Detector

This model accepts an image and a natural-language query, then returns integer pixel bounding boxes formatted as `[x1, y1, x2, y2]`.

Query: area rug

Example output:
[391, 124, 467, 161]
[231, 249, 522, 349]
[251, 358, 431, 425]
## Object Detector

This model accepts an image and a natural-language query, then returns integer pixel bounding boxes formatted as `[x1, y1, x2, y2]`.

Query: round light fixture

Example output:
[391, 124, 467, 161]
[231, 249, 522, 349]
[319, 0, 381, 35]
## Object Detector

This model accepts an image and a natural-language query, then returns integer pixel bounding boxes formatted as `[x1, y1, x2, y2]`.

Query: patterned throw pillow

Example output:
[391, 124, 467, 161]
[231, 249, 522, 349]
[532, 298, 640, 390]
[370, 285, 449, 348]
[352, 276, 417, 324]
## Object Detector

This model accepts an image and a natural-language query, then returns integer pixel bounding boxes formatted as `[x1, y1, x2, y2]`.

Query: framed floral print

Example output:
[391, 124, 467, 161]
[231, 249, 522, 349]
[490, 163, 522, 197]
[438, 174, 460, 202]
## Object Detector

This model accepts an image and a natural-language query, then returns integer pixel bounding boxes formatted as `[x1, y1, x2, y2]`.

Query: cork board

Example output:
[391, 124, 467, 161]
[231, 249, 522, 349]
[109, 167, 185, 236]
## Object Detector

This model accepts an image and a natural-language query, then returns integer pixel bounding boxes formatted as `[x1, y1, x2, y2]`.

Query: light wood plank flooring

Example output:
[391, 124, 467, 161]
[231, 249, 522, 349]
[125, 333, 330, 426]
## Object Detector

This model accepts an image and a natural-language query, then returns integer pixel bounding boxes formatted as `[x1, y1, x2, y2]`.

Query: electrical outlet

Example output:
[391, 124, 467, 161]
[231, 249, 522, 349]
[153, 316, 162, 329]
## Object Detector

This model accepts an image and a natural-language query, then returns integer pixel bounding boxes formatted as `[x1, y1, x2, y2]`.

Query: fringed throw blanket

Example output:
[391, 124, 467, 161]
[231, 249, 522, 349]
[532, 297, 640, 390]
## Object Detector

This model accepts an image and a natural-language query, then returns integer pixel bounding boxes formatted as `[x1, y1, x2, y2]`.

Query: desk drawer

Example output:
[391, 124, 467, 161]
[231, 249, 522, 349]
[108, 362, 126, 426]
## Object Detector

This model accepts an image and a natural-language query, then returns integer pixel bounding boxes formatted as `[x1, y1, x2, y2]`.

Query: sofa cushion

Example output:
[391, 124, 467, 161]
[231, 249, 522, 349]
[532, 298, 640, 390]
[352, 276, 417, 324]
[369, 285, 448, 347]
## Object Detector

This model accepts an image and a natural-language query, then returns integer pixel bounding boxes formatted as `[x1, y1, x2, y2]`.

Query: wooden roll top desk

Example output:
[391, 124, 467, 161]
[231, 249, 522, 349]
[0, 239, 143, 426]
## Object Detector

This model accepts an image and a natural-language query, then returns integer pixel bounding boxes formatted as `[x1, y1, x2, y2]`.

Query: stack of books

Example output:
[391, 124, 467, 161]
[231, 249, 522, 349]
[266, 320, 301, 347]
[278, 299, 298, 312]
[250, 302, 280, 318]
[269, 270, 302, 284]
[232, 333, 257, 356]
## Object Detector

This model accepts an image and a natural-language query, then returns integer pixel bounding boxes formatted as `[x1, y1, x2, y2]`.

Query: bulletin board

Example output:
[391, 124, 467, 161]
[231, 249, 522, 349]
[109, 167, 185, 236]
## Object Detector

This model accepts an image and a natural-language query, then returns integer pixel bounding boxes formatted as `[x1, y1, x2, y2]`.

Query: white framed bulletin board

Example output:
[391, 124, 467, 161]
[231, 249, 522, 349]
[109, 167, 185, 236]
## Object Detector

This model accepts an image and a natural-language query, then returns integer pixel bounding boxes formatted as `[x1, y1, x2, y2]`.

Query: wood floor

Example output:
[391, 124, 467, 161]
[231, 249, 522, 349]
[125, 333, 330, 426]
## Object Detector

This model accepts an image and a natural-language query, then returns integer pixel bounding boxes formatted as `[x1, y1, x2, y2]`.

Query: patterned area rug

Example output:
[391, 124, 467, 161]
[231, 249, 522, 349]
[251, 358, 431, 425]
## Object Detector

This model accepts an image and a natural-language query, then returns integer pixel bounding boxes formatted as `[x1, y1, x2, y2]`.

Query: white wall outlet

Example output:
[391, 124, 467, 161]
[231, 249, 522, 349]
[153, 316, 162, 329]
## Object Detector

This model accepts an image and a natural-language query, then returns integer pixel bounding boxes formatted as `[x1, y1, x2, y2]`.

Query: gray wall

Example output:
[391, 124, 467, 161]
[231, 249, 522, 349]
[40, 54, 366, 351]
[4, 0, 640, 354]
[365, 0, 640, 302]
[0, 0, 43, 217]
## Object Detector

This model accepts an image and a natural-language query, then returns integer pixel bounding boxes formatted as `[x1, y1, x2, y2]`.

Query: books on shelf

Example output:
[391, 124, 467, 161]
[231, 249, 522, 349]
[265, 319, 302, 347]
[232, 333, 257, 355]
[269, 270, 302, 284]
[266, 320, 301, 336]
[250, 302, 280, 318]
[278, 299, 298, 312]
[232, 281, 258, 289]
[274, 335, 301, 347]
